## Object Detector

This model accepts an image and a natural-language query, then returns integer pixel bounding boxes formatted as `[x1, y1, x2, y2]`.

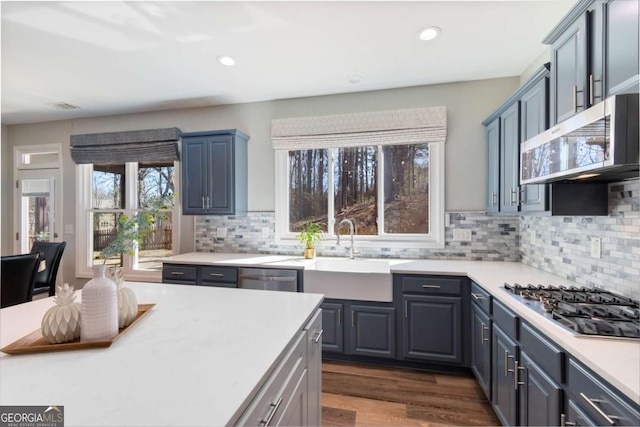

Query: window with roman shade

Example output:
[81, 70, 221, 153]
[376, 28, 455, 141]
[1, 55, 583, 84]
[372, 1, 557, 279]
[272, 106, 447, 249]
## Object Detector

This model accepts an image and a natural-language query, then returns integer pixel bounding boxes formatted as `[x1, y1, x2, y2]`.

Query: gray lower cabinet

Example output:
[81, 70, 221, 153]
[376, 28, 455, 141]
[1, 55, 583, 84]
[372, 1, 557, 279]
[519, 351, 562, 426]
[320, 302, 344, 353]
[402, 294, 462, 364]
[564, 358, 640, 426]
[304, 310, 322, 427]
[162, 263, 238, 288]
[350, 304, 396, 359]
[471, 302, 491, 399]
[492, 324, 519, 426]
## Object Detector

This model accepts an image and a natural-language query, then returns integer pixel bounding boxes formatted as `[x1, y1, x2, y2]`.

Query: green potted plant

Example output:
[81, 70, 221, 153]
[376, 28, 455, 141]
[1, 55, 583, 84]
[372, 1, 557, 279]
[297, 221, 324, 259]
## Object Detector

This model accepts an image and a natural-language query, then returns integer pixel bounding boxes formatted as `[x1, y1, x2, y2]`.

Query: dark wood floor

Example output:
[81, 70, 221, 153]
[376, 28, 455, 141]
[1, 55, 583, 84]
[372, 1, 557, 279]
[321, 361, 501, 426]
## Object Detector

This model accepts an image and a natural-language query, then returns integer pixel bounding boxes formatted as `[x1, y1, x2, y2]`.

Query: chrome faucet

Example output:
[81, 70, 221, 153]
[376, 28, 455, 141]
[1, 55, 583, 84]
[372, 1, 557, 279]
[336, 218, 360, 259]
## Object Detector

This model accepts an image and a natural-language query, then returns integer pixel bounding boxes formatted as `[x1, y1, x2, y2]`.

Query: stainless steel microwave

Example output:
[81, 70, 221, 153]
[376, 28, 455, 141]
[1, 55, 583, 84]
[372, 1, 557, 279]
[520, 94, 639, 184]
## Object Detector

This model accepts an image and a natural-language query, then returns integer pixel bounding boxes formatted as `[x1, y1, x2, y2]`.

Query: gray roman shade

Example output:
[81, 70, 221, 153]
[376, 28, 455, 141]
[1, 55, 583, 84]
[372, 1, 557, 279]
[271, 106, 447, 150]
[70, 127, 181, 164]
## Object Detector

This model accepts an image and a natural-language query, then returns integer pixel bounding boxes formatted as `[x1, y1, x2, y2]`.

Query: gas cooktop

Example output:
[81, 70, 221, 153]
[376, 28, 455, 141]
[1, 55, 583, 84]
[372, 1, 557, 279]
[503, 283, 640, 340]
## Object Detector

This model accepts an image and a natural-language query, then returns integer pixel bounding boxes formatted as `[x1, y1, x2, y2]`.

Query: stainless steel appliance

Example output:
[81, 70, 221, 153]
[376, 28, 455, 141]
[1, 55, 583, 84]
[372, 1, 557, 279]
[238, 268, 298, 292]
[503, 284, 640, 340]
[521, 93, 639, 184]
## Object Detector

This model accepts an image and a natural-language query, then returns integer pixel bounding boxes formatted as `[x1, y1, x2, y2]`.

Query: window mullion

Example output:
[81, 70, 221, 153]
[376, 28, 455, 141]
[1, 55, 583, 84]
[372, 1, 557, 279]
[327, 149, 335, 237]
[377, 145, 384, 237]
[124, 162, 138, 271]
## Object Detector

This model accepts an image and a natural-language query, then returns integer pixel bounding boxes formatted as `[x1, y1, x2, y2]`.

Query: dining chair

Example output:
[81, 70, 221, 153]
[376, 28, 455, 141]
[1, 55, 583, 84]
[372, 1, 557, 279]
[1, 252, 42, 309]
[30, 241, 67, 297]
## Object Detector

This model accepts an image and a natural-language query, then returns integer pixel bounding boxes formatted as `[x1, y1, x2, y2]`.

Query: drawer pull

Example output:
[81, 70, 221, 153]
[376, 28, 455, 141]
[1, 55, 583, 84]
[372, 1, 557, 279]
[170, 271, 184, 275]
[515, 360, 526, 390]
[580, 393, 618, 425]
[561, 413, 575, 426]
[471, 292, 485, 300]
[422, 285, 441, 289]
[260, 397, 283, 426]
[505, 350, 515, 377]
[312, 329, 323, 344]
[209, 273, 224, 277]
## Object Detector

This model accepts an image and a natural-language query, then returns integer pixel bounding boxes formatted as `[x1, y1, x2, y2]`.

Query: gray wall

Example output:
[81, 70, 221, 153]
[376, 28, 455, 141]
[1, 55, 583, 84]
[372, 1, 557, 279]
[1, 77, 519, 287]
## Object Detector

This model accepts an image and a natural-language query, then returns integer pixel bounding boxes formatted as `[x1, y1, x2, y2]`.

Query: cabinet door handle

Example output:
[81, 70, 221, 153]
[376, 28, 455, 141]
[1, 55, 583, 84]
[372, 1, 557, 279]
[404, 300, 408, 319]
[471, 293, 484, 300]
[422, 284, 441, 289]
[351, 311, 355, 328]
[515, 360, 526, 390]
[589, 74, 594, 106]
[492, 192, 498, 207]
[209, 273, 224, 277]
[580, 393, 618, 425]
[573, 85, 578, 113]
[480, 322, 489, 344]
[206, 196, 210, 210]
[560, 413, 576, 426]
[260, 397, 284, 427]
[338, 309, 341, 326]
[505, 350, 515, 377]
[510, 188, 518, 206]
[202, 196, 205, 210]
[312, 329, 323, 344]
[519, 187, 525, 205]
[170, 271, 184, 275]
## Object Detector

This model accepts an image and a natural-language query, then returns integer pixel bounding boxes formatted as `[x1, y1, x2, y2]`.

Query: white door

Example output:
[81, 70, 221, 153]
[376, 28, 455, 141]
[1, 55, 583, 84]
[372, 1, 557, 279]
[15, 168, 62, 253]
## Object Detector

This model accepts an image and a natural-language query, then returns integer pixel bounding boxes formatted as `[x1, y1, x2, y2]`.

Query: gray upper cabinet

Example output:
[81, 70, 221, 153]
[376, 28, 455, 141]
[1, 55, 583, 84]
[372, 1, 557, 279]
[519, 75, 549, 212]
[181, 129, 249, 215]
[545, 0, 639, 125]
[485, 118, 500, 214]
[550, 13, 588, 125]
[483, 65, 550, 215]
[603, 0, 639, 96]
[499, 102, 521, 214]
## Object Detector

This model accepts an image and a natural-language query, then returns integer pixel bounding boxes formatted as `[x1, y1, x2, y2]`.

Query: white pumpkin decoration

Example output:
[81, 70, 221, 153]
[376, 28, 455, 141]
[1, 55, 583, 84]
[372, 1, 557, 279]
[41, 283, 81, 344]
[110, 266, 138, 328]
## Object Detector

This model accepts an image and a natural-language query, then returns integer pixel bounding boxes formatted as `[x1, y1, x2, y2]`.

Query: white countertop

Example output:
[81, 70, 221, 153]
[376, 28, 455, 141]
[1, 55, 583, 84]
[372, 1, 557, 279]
[167, 252, 640, 403]
[0, 282, 323, 427]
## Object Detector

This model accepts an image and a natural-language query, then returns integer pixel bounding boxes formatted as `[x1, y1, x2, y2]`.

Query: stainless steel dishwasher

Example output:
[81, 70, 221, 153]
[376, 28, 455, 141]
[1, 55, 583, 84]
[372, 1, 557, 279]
[238, 268, 298, 292]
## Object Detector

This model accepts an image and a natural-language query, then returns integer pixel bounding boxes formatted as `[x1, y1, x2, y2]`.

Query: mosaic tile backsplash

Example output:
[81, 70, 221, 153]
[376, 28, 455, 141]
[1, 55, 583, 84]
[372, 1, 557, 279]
[195, 213, 520, 261]
[194, 178, 639, 299]
[520, 179, 640, 300]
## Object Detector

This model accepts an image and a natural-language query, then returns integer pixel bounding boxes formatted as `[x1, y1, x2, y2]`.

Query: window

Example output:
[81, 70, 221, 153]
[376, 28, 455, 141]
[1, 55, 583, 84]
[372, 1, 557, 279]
[276, 142, 444, 248]
[77, 161, 178, 280]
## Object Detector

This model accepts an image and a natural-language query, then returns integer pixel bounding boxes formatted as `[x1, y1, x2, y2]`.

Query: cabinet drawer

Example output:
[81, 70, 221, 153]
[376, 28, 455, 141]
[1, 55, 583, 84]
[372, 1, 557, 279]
[162, 264, 197, 284]
[567, 358, 640, 426]
[400, 275, 462, 295]
[470, 282, 491, 314]
[520, 322, 564, 384]
[201, 266, 237, 284]
[236, 331, 306, 426]
[492, 299, 519, 340]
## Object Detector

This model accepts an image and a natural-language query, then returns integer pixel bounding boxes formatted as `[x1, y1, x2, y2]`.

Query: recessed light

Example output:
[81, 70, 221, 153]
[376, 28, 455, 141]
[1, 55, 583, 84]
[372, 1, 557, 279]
[418, 26, 441, 41]
[217, 55, 236, 66]
[348, 75, 363, 84]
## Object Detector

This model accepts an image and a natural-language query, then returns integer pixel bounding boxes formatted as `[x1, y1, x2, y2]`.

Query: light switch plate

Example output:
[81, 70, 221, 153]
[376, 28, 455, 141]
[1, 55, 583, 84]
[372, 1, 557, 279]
[217, 227, 227, 238]
[591, 237, 601, 258]
[453, 229, 472, 241]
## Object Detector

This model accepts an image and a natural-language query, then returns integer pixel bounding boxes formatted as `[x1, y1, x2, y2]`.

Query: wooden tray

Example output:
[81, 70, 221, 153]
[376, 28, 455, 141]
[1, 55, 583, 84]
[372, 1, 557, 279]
[0, 303, 156, 355]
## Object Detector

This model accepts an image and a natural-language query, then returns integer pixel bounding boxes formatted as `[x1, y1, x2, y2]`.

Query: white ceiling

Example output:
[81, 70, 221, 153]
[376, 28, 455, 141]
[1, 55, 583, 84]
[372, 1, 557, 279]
[1, 1, 576, 125]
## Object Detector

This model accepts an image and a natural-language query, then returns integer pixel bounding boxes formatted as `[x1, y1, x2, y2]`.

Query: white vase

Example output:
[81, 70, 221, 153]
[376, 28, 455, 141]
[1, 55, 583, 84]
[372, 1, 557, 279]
[81, 265, 118, 342]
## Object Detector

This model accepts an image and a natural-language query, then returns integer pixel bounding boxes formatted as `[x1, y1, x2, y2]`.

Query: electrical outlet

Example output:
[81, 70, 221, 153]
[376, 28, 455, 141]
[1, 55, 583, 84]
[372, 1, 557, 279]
[217, 227, 227, 238]
[591, 237, 601, 259]
[261, 227, 270, 239]
[453, 229, 472, 241]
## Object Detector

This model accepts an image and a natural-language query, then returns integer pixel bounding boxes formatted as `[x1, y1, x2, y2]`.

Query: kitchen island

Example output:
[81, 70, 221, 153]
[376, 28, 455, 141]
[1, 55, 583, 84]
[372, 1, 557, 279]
[0, 282, 323, 426]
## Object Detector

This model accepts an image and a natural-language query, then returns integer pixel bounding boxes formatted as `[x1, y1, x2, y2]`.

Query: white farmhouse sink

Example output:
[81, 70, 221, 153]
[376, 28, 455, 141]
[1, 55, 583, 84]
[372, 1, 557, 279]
[313, 257, 391, 274]
[303, 258, 392, 302]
